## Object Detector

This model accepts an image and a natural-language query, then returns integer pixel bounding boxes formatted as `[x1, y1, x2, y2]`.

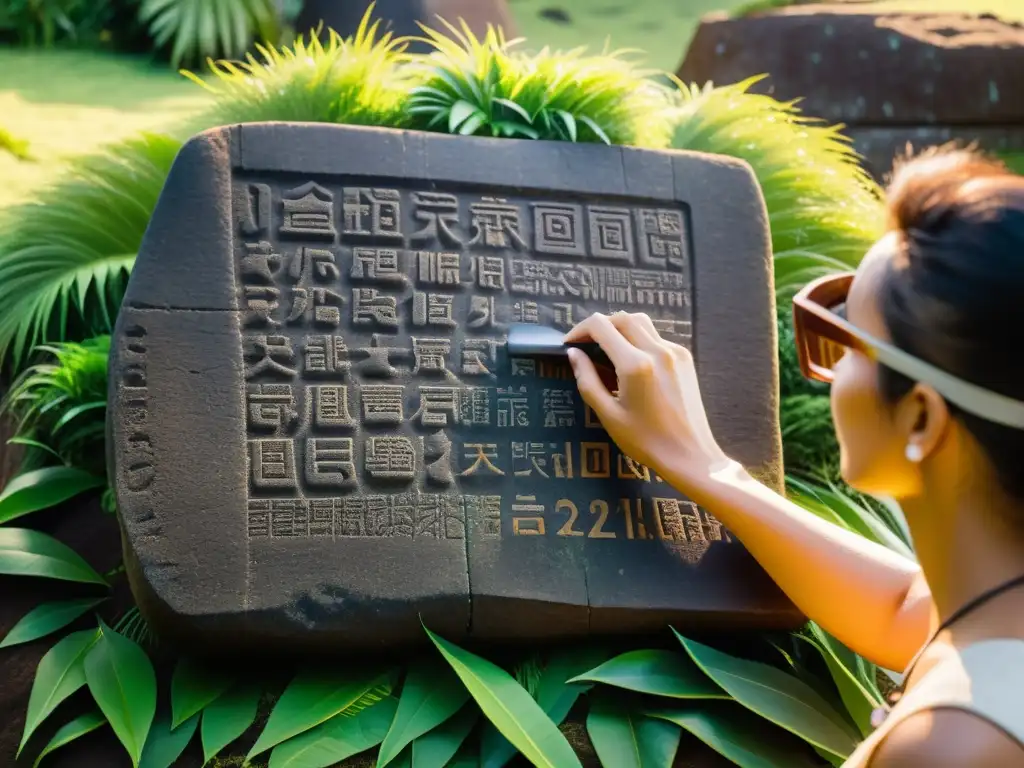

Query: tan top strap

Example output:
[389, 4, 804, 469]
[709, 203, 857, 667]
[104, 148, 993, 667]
[843, 639, 1024, 767]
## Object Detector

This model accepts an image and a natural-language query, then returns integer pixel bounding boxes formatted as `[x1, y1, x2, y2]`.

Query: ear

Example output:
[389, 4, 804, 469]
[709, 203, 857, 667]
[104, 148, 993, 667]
[901, 383, 951, 460]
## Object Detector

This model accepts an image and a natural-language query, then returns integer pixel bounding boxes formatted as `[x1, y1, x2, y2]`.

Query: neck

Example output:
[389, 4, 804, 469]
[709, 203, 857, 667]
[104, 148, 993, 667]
[900, 476, 1024, 631]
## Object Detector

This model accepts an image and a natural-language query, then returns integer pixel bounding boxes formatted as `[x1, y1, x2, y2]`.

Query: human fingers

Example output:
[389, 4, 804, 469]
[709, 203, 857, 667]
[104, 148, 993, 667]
[563, 313, 647, 373]
[567, 347, 621, 419]
[607, 312, 664, 353]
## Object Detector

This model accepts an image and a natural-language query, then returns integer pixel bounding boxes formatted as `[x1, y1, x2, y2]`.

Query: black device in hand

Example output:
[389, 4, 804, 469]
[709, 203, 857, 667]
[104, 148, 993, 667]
[506, 323, 614, 369]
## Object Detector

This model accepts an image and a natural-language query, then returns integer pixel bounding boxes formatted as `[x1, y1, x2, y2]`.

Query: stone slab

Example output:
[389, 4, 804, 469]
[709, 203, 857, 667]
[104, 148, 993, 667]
[111, 123, 800, 652]
[845, 124, 1024, 180]
[677, 9, 1024, 126]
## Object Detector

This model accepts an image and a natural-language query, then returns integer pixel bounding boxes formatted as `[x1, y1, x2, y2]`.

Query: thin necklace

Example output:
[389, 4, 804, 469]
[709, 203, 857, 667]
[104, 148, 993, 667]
[870, 572, 1024, 729]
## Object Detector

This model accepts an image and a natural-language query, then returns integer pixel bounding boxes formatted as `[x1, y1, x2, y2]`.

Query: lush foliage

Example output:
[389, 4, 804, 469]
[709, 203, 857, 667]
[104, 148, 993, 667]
[1, 0, 302, 65]
[0, 8, 914, 767]
[404, 20, 673, 148]
[0, 135, 179, 373]
[669, 78, 884, 302]
[138, 0, 287, 68]
[0, 0, 111, 47]
[182, 14, 413, 129]
[0, 336, 110, 477]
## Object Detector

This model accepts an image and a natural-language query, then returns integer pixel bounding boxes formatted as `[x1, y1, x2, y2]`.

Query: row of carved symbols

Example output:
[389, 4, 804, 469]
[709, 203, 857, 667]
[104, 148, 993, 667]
[240, 246, 692, 313]
[246, 383, 591, 434]
[247, 494, 469, 540]
[117, 324, 155, 493]
[243, 333, 504, 380]
[241, 244, 509, 293]
[507, 495, 727, 543]
[239, 183, 688, 267]
[245, 493, 729, 546]
[248, 437, 664, 492]
[241, 282, 506, 331]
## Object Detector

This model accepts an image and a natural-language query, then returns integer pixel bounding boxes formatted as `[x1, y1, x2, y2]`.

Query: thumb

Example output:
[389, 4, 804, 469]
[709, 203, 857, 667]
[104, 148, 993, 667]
[567, 348, 620, 421]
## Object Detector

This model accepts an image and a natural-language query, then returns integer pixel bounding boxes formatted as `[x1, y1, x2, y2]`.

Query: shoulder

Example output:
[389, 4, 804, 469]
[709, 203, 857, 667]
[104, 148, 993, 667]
[869, 707, 1024, 768]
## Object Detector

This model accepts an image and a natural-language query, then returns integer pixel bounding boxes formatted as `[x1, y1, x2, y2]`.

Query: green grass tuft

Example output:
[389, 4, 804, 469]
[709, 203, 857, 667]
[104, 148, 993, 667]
[0, 335, 110, 475]
[669, 76, 885, 302]
[181, 14, 414, 130]
[405, 18, 674, 147]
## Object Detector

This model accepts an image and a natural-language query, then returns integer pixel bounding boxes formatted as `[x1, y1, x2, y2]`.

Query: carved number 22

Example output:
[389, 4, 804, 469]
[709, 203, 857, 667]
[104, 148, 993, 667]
[556, 499, 616, 539]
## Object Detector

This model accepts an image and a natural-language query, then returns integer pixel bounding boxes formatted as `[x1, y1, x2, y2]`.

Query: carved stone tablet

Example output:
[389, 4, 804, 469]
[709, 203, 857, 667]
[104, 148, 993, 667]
[109, 123, 800, 653]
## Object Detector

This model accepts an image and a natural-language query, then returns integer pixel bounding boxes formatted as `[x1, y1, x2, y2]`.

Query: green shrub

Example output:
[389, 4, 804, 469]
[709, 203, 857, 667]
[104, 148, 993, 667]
[0, 336, 110, 476]
[405, 19, 674, 147]
[137, 0, 284, 68]
[0, 0, 113, 47]
[0, 134, 179, 372]
[669, 77, 885, 303]
[182, 15, 413, 129]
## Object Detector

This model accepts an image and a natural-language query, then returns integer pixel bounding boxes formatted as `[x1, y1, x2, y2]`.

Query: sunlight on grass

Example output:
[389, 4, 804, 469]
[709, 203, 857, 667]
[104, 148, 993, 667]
[0, 49, 210, 208]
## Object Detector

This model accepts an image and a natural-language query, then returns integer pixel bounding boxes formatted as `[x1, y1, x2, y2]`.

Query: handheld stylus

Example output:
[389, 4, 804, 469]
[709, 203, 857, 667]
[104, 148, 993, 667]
[505, 324, 613, 369]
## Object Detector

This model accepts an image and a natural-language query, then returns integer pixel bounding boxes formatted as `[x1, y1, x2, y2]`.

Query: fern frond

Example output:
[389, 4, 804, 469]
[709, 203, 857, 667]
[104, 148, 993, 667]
[0, 135, 180, 373]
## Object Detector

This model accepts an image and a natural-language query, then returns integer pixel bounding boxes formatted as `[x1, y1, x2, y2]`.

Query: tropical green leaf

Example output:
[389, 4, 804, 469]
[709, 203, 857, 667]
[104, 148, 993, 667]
[139, 711, 199, 768]
[649, 701, 824, 768]
[84, 620, 158, 767]
[19, 628, 99, 756]
[410, 705, 479, 768]
[809, 623, 882, 699]
[268, 696, 398, 768]
[377, 657, 470, 767]
[569, 649, 726, 699]
[587, 694, 681, 768]
[0, 527, 107, 584]
[171, 657, 235, 728]
[0, 466, 105, 524]
[247, 667, 395, 760]
[0, 597, 106, 648]
[798, 626, 882, 737]
[448, 100, 480, 133]
[424, 626, 581, 768]
[201, 682, 263, 764]
[480, 645, 609, 768]
[787, 476, 914, 560]
[675, 632, 859, 760]
[31, 709, 107, 768]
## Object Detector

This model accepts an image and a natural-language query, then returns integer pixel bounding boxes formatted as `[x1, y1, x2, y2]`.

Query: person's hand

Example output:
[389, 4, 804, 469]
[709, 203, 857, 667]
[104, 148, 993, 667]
[564, 312, 733, 487]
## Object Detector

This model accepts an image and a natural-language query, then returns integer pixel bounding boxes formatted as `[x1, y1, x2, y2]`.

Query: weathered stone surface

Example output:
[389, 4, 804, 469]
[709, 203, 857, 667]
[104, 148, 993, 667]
[109, 122, 799, 654]
[846, 124, 1024, 180]
[677, 7, 1024, 178]
[296, 0, 517, 51]
[678, 8, 1024, 125]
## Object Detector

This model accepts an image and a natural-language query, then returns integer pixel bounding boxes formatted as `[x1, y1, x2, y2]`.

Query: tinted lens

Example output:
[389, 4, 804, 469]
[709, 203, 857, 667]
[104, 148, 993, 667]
[793, 306, 850, 383]
[809, 332, 848, 381]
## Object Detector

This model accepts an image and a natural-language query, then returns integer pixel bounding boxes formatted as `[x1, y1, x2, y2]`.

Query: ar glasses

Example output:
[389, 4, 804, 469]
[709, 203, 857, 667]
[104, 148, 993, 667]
[792, 272, 1024, 430]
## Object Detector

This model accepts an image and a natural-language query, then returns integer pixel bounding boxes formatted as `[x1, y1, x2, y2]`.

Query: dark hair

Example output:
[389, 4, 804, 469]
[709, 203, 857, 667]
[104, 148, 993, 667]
[878, 146, 1024, 500]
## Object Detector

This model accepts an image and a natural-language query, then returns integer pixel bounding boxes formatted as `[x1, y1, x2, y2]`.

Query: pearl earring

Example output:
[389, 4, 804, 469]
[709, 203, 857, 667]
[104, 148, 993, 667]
[905, 444, 924, 463]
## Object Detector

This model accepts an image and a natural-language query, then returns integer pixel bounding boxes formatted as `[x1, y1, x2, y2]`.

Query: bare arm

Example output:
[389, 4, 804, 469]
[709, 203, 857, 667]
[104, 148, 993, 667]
[564, 311, 932, 672]
[680, 460, 930, 671]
